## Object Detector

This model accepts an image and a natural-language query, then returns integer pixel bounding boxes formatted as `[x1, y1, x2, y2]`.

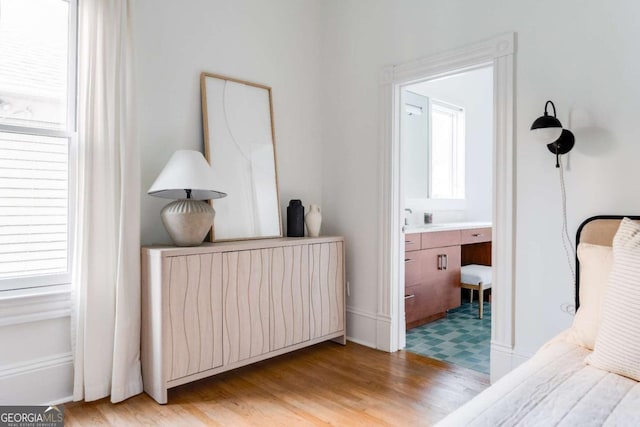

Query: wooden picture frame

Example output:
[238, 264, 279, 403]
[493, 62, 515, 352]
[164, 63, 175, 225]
[201, 72, 283, 241]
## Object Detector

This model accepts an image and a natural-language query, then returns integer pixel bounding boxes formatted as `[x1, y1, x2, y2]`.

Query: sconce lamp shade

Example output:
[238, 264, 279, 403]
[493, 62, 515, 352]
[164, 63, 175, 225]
[148, 150, 227, 246]
[531, 118, 562, 143]
[148, 150, 227, 200]
[530, 100, 563, 144]
[547, 129, 575, 156]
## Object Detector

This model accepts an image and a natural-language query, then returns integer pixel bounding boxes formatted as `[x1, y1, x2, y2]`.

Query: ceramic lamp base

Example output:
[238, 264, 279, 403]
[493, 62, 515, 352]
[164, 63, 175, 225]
[161, 199, 214, 246]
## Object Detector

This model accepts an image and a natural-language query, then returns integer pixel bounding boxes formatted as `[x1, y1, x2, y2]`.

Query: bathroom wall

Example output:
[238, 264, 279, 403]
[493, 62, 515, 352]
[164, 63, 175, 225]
[403, 66, 494, 225]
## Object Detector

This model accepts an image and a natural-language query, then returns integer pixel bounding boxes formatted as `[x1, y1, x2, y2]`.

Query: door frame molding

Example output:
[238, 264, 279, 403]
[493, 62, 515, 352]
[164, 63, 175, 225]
[376, 32, 516, 381]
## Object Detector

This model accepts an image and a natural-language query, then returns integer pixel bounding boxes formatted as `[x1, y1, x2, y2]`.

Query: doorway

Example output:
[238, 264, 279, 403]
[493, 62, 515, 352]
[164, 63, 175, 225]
[401, 66, 494, 374]
[377, 33, 516, 382]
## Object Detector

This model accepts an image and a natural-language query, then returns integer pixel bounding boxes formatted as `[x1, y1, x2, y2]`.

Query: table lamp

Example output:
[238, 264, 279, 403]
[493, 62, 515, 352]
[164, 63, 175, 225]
[148, 150, 227, 246]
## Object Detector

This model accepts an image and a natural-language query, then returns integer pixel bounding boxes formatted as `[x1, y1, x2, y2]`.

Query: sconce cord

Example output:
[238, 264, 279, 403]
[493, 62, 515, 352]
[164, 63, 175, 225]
[559, 160, 576, 314]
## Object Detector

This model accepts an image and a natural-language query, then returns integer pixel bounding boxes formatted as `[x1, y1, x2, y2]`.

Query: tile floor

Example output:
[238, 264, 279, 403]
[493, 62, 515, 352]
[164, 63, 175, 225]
[406, 300, 491, 374]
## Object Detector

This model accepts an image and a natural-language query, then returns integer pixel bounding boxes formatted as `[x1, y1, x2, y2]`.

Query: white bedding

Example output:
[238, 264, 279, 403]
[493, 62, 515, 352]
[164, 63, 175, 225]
[437, 332, 640, 426]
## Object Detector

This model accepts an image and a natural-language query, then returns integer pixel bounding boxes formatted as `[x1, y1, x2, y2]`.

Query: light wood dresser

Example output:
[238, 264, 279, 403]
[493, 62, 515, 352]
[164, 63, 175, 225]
[141, 237, 346, 404]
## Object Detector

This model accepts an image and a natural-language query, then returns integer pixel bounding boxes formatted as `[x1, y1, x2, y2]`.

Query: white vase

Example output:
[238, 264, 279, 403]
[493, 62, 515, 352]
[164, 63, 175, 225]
[305, 204, 322, 237]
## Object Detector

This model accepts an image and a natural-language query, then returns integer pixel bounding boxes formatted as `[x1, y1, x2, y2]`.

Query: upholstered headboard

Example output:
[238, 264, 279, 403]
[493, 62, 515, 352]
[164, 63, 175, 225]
[575, 215, 640, 309]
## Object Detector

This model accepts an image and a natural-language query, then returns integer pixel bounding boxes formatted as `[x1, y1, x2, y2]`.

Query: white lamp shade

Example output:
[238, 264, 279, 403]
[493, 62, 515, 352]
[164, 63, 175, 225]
[148, 150, 227, 200]
[531, 126, 563, 144]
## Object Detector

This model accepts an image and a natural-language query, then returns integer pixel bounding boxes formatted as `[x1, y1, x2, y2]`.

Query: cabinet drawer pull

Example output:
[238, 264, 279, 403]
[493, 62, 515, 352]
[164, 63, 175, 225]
[437, 254, 448, 270]
[405, 240, 415, 244]
[404, 258, 415, 263]
[472, 233, 482, 237]
[404, 294, 416, 300]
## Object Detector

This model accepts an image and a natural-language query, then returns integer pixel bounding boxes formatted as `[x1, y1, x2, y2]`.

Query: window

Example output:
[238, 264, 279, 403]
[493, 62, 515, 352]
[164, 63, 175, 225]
[429, 100, 465, 199]
[0, 0, 77, 291]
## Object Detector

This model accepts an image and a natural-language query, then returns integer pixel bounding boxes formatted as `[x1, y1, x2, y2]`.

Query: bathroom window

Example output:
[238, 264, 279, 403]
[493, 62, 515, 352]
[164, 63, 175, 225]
[429, 100, 465, 199]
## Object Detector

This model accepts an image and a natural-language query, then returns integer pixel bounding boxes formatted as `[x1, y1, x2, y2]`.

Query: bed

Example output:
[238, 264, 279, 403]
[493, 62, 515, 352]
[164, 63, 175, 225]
[437, 216, 640, 426]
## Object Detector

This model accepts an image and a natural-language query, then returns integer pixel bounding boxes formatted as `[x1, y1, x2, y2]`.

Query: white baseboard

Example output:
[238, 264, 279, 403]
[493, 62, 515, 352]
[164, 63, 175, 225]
[346, 306, 377, 349]
[0, 352, 73, 379]
[345, 336, 374, 347]
[0, 286, 74, 405]
[375, 314, 392, 352]
[510, 351, 530, 369]
[0, 352, 74, 405]
[490, 342, 531, 383]
[48, 395, 74, 406]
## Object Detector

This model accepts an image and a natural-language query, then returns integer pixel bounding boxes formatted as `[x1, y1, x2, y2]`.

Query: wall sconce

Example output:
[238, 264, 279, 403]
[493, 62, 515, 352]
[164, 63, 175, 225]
[531, 101, 577, 313]
[530, 100, 575, 168]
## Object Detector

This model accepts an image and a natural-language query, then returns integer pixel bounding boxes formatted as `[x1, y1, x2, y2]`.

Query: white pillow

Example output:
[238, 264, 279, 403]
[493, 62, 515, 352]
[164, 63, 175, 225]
[571, 243, 613, 349]
[586, 218, 640, 381]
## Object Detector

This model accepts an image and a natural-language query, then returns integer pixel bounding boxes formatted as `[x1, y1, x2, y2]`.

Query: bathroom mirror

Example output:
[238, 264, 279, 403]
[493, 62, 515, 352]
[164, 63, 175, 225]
[201, 72, 282, 241]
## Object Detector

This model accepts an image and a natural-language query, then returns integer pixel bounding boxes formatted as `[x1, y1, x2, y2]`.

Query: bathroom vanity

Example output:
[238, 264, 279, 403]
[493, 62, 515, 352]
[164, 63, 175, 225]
[404, 223, 491, 329]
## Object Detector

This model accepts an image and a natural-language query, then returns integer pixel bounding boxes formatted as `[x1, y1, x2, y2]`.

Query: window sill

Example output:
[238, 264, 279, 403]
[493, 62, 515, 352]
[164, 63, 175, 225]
[0, 284, 72, 327]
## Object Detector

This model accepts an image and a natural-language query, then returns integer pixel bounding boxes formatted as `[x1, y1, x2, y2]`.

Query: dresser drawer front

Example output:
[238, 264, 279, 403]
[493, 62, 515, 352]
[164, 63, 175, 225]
[404, 251, 422, 287]
[421, 230, 461, 249]
[460, 227, 492, 245]
[404, 282, 445, 324]
[404, 233, 421, 252]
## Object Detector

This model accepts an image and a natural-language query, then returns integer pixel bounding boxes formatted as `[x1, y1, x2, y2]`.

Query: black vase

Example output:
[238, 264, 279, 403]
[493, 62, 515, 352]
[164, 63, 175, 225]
[287, 200, 305, 237]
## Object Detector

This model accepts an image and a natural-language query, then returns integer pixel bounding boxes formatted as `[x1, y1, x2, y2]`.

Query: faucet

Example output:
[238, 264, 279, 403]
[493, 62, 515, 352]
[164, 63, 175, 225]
[404, 208, 412, 226]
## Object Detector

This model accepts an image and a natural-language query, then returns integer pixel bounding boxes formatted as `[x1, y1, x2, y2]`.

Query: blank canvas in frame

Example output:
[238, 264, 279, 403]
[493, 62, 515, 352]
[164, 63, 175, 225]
[201, 73, 282, 241]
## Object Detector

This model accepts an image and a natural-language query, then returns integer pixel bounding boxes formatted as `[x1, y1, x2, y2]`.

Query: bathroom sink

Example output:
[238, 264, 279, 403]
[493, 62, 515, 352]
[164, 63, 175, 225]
[405, 223, 446, 232]
[405, 221, 492, 233]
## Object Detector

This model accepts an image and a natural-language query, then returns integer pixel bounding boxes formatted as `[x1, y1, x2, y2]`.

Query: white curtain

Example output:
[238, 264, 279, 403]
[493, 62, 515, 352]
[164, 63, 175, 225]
[71, 0, 142, 403]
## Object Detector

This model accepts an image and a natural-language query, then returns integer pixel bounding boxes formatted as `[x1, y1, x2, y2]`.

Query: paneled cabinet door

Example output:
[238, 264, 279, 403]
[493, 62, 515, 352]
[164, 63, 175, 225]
[165, 253, 223, 381]
[441, 245, 461, 310]
[270, 245, 311, 351]
[420, 246, 461, 311]
[309, 242, 345, 339]
[222, 249, 271, 364]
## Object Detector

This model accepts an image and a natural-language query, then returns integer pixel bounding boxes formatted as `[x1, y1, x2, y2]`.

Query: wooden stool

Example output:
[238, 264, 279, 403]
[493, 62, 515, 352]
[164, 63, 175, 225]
[460, 264, 492, 319]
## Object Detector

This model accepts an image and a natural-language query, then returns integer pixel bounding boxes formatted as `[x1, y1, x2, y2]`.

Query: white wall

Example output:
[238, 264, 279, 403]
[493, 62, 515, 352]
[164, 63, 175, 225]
[321, 0, 640, 358]
[133, 0, 326, 245]
[0, 288, 73, 405]
[1, 0, 328, 406]
[401, 90, 430, 202]
[9, 0, 640, 403]
[404, 66, 493, 224]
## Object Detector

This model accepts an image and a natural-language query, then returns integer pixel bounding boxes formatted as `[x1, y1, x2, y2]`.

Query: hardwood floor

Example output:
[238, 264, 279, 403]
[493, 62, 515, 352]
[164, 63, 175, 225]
[65, 342, 488, 426]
